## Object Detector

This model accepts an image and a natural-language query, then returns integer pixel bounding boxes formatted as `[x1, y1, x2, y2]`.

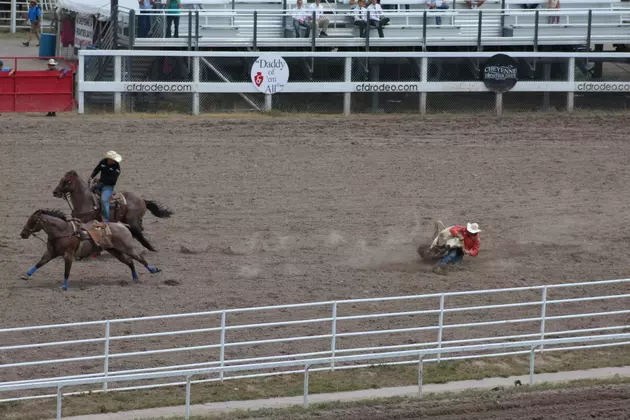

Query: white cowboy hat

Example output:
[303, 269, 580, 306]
[47, 59, 58, 66]
[104, 151, 122, 163]
[467, 222, 481, 234]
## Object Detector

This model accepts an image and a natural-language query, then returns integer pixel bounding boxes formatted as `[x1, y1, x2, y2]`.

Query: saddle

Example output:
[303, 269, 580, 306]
[90, 180, 128, 222]
[81, 221, 114, 249]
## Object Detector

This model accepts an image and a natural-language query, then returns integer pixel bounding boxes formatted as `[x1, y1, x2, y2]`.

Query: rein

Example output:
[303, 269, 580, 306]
[28, 217, 80, 244]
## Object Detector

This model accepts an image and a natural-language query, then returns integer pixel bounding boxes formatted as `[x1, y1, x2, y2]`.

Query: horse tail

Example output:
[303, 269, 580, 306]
[144, 200, 173, 219]
[126, 223, 157, 252]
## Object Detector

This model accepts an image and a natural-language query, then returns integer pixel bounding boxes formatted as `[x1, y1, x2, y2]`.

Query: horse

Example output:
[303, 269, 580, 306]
[19, 209, 161, 291]
[52, 170, 173, 237]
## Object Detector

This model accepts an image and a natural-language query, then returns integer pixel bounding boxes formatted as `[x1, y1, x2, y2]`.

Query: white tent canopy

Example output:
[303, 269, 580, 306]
[58, 0, 139, 19]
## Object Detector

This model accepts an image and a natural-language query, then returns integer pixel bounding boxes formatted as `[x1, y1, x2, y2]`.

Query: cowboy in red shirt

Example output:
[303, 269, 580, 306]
[438, 222, 481, 266]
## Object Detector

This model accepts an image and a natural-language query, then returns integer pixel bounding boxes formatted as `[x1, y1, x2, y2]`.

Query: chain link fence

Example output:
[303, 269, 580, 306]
[81, 53, 630, 115]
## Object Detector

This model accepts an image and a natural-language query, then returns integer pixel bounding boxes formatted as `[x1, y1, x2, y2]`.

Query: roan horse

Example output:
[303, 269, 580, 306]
[20, 209, 161, 290]
[52, 171, 173, 240]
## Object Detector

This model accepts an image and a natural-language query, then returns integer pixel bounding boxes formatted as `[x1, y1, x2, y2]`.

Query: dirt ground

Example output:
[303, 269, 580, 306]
[247, 384, 630, 420]
[1, 112, 630, 387]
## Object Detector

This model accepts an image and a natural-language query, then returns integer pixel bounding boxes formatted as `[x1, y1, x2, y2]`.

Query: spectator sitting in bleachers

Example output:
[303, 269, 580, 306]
[465, 0, 485, 8]
[367, 0, 389, 38]
[308, 0, 330, 37]
[548, 0, 560, 23]
[425, 0, 449, 25]
[352, 0, 368, 37]
[292, 0, 311, 37]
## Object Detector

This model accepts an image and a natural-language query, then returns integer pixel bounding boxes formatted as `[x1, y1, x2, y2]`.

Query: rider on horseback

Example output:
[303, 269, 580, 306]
[90, 151, 122, 223]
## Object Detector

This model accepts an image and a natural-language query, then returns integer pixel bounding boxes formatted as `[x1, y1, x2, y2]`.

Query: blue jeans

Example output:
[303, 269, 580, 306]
[100, 185, 114, 222]
[440, 248, 463, 265]
[430, 4, 449, 25]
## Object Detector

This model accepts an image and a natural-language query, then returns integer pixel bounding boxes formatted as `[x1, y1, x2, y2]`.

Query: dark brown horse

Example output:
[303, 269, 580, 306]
[52, 170, 172, 243]
[20, 209, 161, 291]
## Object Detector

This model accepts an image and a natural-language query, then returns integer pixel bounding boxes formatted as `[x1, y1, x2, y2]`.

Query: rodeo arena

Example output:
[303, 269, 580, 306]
[2, 0, 630, 416]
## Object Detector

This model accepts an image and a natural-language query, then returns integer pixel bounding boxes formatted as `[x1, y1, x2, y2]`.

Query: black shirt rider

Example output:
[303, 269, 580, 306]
[91, 159, 121, 186]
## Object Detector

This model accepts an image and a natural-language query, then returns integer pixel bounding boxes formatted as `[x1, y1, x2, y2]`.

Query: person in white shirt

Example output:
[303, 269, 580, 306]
[425, 0, 448, 25]
[307, 0, 330, 37]
[292, 0, 311, 37]
[352, 0, 367, 37]
[366, 0, 389, 38]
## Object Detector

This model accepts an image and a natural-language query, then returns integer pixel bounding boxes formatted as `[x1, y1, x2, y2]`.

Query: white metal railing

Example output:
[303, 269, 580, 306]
[2, 332, 630, 420]
[1, 0, 56, 32]
[76, 50, 630, 115]
[1, 277, 630, 406]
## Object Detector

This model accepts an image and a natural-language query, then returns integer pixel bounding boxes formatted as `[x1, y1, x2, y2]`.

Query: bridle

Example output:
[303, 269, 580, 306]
[25, 213, 80, 244]
[60, 177, 99, 219]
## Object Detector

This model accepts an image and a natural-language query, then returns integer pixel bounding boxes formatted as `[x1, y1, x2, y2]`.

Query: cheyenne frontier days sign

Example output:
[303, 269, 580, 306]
[482, 54, 518, 93]
[250, 55, 290, 94]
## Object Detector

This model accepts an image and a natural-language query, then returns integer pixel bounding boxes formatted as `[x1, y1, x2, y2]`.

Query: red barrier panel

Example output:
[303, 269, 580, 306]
[0, 57, 75, 113]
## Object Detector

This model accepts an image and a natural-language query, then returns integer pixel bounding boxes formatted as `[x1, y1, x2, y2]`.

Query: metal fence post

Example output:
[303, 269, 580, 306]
[476, 10, 483, 51]
[417, 354, 424, 398]
[103, 320, 111, 391]
[420, 56, 427, 115]
[78, 54, 85, 114]
[56, 385, 63, 420]
[219, 311, 226, 381]
[343, 59, 352, 116]
[129, 9, 136, 49]
[586, 9, 592, 49]
[529, 345, 536, 385]
[10, 0, 16, 33]
[192, 56, 200, 115]
[264, 94, 272, 111]
[495, 92, 503, 116]
[539, 286, 548, 350]
[114, 55, 122, 114]
[253, 11, 258, 49]
[185, 375, 192, 420]
[331, 302, 338, 368]
[534, 10, 539, 52]
[422, 11, 427, 52]
[436, 294, 445, 362]
[567, 57, 575, 112]
[303, 364, 310, 407]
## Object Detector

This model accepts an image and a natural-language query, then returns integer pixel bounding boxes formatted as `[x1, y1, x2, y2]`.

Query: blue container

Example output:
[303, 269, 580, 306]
[38, 33, 57, 58]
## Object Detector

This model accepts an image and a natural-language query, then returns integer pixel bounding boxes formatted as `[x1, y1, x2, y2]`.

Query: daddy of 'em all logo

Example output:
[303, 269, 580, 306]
[482, 54, 519, 94]
[250, 55, 290, 94]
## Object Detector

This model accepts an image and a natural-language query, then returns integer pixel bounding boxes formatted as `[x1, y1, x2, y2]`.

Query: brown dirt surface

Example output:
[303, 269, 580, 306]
[1, 112, 630, 387]
[244, 383, 630, 420]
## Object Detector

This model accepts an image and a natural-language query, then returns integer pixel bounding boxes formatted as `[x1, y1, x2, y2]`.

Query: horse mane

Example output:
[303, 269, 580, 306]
[40, 208, 69, 221]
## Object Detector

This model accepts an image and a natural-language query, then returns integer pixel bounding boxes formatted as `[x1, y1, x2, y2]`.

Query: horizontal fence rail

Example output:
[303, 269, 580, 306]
[76, 50, 630, 115]
[1, 277, 630, 412]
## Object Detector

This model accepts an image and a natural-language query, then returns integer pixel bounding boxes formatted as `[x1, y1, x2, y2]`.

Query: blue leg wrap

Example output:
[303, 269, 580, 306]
[26, 266, 37, 277]
[132, 272, 139, 281]
[61, 278, 69, 291]
[147, 265, 159, 274]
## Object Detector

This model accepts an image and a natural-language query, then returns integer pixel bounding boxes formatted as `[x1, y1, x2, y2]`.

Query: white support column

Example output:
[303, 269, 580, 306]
[495, 92, 503, 116]
[192, 56, 200, 115]
[567, 57, 575, 112]
[264, 94, 272, 112]
[343, 57, 352, 116]
[420, 57, 427, 115]
[10, 0, 17, 33]
[78, 54, 85, 114]
[114, 55, 122, 114]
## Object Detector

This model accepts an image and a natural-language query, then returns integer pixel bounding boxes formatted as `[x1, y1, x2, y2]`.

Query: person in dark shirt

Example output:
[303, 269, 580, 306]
[90, 151, 122, 223]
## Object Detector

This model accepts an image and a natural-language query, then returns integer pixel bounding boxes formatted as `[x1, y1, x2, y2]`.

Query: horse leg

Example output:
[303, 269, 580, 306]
[22, 249, 55, 280]
[61, 253, 73, 291]
[106, 249, 139, 282]
[128, 251, 160, 274]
